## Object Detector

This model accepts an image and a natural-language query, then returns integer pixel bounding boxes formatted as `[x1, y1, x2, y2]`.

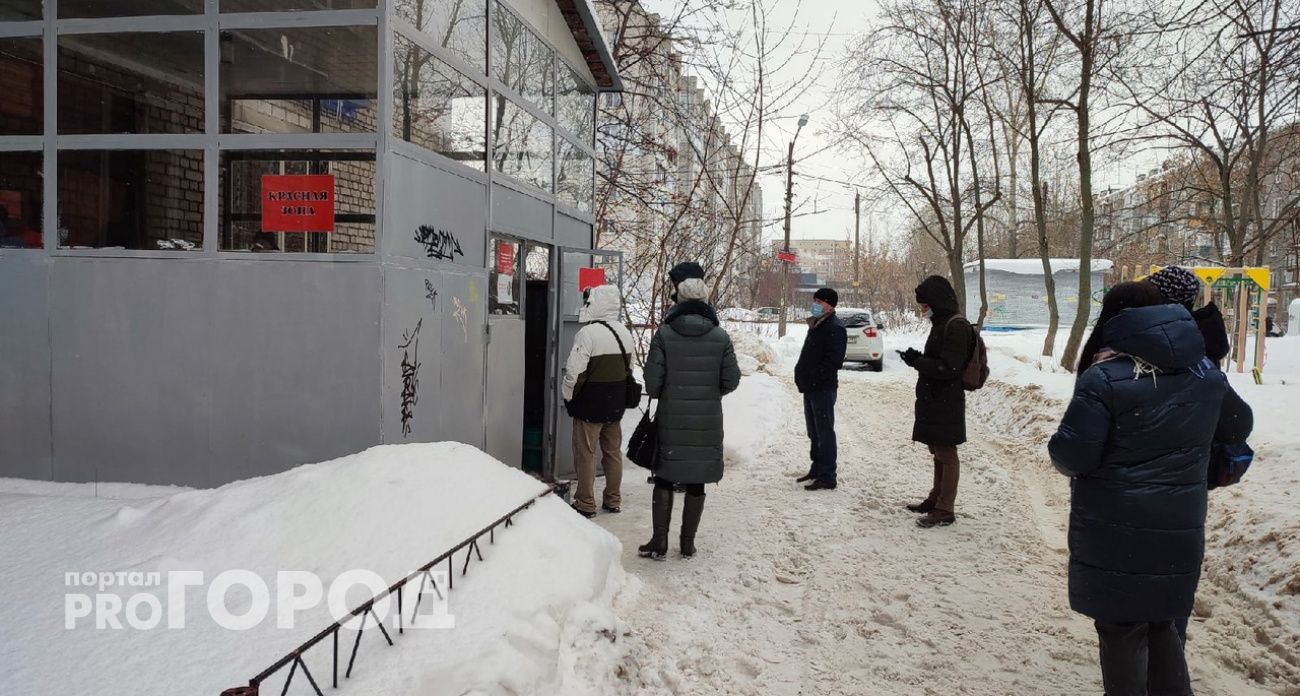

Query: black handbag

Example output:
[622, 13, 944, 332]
[627, 399, 659, 470]
[595, 321, 642, 409]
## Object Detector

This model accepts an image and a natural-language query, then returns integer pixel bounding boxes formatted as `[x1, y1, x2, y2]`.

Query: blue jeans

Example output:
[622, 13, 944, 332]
[804, 390, 838, 484]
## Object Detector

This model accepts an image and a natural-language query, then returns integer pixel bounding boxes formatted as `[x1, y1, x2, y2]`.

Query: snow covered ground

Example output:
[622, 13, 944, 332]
[2, 324, 1297, 695]
[0, 445, 628, 695]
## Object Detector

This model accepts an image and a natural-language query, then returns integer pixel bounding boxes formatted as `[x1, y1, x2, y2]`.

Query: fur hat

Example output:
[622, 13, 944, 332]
[668, 261, 705, 287]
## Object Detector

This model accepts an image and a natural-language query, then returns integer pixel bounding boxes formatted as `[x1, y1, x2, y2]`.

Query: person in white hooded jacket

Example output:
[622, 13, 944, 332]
[562, 283, 635, 517]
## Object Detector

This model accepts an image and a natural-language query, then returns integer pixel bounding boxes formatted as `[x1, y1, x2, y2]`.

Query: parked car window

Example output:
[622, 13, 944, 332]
[840, 310, 873, 328]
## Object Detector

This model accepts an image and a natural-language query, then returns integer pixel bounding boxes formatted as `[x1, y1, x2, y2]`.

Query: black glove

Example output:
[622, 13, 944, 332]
[901, 348, 922, 367]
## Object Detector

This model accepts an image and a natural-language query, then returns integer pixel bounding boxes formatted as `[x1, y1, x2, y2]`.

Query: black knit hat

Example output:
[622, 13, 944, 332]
[1147, 266, 1202, 307]
[814, 287, 839, 307]
[668, 261, 705, 287]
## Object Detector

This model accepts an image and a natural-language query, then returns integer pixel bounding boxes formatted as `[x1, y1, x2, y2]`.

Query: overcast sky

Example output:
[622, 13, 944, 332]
[641, 0, 1164, 253]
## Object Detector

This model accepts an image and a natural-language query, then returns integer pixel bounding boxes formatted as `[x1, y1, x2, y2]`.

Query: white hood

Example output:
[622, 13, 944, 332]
[579, 284, 622, 323]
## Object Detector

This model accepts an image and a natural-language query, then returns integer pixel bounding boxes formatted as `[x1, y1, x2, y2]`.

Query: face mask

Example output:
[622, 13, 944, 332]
[920, 304, 933, 319]
[810, 303, 825, 318]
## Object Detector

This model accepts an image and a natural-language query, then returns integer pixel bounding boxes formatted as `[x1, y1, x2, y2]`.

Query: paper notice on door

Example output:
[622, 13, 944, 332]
[497, 274, 513, 304]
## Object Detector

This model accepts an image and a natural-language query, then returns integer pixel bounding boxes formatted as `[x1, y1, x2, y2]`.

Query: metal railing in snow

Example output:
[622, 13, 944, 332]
[221, 485, 559, 696]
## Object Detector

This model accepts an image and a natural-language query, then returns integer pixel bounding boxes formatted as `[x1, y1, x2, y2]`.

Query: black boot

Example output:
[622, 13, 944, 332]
[638, 484, 673, 560]
[679, 492, 705, 558]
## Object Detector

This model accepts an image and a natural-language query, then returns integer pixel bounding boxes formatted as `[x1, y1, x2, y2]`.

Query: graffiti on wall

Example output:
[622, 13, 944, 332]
[398, 318, 422, 437]
[424, 279, 438, 311]
[414, 226, 464, 261]
[452, 296, 469, 343]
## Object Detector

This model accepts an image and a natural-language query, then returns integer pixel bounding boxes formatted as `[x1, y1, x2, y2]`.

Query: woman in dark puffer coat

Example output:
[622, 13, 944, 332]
[1050, 282, 1253, 695]
[638, 262, 741, 560]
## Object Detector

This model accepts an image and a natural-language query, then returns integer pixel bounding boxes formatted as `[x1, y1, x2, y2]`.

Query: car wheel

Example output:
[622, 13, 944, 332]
[868, 359, 884, 372]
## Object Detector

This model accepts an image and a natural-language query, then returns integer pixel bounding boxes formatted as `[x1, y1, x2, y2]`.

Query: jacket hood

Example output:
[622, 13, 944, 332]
[579, 285, 621, 323]
[915, 275, 960, 315]
[1102, 304, 1206, 371]
[665, 299, 719, 336]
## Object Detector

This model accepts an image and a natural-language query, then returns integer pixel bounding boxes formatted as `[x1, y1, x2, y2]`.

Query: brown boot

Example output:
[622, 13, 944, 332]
[917, 510, 955, 528]
[906, 499, 936, 513]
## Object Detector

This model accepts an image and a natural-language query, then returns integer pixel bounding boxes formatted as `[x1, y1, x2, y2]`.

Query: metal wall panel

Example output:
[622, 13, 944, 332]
[49, 258, 217, 485]
[381, 264, 447, 444]
[385, 154, 488, 268]
[491, 183, 553, 242]
[0, 255, 52, 480]
[555, 211, 591, 250]
[210, 260, 383, 487]
[438, 271, 487, 447]
[484, 316, 525, 467]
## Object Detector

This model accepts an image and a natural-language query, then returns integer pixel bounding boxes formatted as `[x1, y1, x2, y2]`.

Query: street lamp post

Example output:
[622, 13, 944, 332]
[778, 114, 809, 339]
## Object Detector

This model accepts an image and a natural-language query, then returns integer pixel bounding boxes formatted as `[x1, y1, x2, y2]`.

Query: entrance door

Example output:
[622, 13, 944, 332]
[549, 248, 624, 481]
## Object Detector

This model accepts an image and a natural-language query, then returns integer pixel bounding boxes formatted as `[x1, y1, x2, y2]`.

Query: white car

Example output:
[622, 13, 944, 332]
[839, 308, 885, 371]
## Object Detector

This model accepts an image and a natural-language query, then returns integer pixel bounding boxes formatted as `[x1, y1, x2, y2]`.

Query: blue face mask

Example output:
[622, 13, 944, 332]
[810, 303, 825, 318]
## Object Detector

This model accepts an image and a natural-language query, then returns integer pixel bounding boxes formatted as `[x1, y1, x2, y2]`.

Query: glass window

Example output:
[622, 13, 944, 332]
[491, 2, 552, 113]
[393, 34, 486, 169]
[57, 32, 204, 135]
[556, 137, 592, 212]
[220, 150, 375, 253]
[557, 62, 593, 144]
[396, 0, 487, 71]
[524, 242, 549, 281]
[221, 0, 376, 11]
[489, 236, 520, 315]
[221, 26, 378, 135]
[0, 151, 42, 249]
[0, 1, 42, 20]
[0, 37, 41, 135]
[59, 0, 202, 18]
[491, 96, 551, 192]
[57, 150, 204, 250]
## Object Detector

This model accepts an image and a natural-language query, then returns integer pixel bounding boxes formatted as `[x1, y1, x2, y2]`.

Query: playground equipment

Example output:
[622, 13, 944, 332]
[1138, 266, 1273, 378]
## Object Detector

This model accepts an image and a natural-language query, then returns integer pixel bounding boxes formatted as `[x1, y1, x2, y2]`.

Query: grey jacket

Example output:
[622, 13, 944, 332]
[643, 300, 741, 484]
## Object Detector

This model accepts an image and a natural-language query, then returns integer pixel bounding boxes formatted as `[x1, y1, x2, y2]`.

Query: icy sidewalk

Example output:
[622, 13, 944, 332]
[0, 444, 630, 696]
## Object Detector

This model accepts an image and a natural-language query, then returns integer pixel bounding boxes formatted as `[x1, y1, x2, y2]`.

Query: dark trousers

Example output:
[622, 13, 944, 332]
[804, 390, 838, 484]
[926, 445, 960, 513]
[1095, 620, 1193, 696]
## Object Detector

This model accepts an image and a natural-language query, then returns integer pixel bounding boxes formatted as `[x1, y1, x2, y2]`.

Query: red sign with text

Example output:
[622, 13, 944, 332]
[496, 242, 515, 274]
[775, 250, 797, 264]
[578, 267, 606, 292]
[261, 175, 335, 233]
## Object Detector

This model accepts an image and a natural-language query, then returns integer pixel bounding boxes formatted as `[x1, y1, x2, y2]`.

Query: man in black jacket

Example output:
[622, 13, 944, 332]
[900, 276, 973, 527]
[795, 288, 848, 491]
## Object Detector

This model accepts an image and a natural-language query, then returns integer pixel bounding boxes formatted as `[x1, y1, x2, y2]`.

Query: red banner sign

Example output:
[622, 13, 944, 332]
[775, 250, 797, 264]
[261, 175, 335, 233]
[496, 242, 515, 274]
[578, 267, 606, 292]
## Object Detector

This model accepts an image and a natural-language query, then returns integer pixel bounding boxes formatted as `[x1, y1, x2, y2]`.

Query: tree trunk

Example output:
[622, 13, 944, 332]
[1059, 50, 1095, 373]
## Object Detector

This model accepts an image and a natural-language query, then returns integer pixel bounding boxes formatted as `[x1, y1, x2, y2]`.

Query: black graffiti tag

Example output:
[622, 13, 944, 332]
[424, 279, 438, 311]
[398, 318, 422, 437]
[414, 226, 464, 261]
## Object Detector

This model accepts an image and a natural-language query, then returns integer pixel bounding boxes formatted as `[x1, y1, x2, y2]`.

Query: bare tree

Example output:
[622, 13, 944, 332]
[837, 0, 1004, 313]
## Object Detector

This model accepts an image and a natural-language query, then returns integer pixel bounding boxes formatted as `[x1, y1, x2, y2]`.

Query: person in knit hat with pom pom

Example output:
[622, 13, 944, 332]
[1147, 266, 1230, 364]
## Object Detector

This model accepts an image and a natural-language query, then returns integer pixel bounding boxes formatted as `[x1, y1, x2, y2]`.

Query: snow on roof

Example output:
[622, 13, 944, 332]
[963, 258, 1114, 275]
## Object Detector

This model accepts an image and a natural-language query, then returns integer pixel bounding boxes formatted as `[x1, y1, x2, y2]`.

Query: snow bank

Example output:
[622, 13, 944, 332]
[0, 444, 629, 696]
[964, 258, 1115, 275]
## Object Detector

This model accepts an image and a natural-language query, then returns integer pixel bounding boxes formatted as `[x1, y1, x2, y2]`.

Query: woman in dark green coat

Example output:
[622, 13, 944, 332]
[638, 263, 741, 559]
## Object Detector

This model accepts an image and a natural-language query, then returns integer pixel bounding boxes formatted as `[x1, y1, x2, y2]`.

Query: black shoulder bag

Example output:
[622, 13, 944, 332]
[625, 335, 663, 471]
[594, 321, 642, 408]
